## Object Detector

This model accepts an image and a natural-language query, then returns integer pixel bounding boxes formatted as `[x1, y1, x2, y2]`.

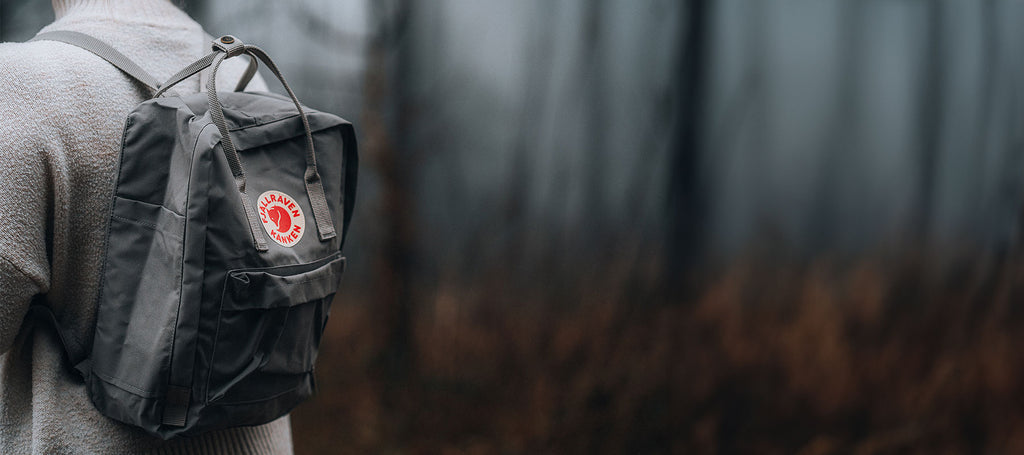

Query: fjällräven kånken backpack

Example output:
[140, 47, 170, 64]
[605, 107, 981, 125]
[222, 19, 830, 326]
[26, 32, 358, 439]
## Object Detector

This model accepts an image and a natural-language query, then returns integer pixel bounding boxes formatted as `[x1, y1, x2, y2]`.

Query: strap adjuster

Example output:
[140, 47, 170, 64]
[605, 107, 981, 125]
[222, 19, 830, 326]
[212, 35, 245, 57]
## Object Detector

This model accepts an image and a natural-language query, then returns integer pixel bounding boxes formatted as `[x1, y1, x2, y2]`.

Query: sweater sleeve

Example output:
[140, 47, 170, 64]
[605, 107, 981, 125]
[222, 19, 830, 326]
[0, 257, 43, 352]
[0, 142, 50, 353]
[0, 56, 53, 354]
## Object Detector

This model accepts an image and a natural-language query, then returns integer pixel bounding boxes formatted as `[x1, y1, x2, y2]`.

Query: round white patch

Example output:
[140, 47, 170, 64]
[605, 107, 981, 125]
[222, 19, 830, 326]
[257, 190, 306, 247]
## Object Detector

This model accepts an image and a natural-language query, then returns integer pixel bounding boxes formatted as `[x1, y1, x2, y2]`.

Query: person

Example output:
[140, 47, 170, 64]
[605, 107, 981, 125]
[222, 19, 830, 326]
[0, 0, 296, 453]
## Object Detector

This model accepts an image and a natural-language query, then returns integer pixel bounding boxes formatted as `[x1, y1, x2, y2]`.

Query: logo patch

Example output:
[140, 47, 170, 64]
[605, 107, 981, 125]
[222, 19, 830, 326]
[257, 190, 305, 247]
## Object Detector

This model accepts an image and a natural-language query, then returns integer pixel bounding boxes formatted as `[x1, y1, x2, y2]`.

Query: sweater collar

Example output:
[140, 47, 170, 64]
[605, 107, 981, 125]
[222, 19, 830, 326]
[52, 0, 186, 22]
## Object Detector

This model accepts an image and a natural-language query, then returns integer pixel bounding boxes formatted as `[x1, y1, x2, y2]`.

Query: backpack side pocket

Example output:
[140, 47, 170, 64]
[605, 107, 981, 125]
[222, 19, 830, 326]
[89, 197, 186, 429]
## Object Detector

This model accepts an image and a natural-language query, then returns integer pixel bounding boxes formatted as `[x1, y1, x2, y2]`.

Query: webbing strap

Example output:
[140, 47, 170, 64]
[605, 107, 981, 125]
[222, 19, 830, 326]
[235, 54, 259, 92]
[152, 51, 218, 98]
[31, 31, 161, 92]
[244, 46, 337, 242]
[152, 50, 256, 98]
[204, 36, 337, 250]
[207, 51, 270, 251]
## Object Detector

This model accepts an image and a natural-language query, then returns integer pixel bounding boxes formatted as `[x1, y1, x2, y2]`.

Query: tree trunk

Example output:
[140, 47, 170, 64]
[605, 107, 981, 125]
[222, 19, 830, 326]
[666, 0, 711, 275]
[366, 0, 416, 384]
[915, 1, 945, 242]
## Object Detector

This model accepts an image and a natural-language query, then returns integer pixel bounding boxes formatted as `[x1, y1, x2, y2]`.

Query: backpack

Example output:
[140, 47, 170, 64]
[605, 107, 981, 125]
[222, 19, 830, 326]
[24, 31, 358, 439]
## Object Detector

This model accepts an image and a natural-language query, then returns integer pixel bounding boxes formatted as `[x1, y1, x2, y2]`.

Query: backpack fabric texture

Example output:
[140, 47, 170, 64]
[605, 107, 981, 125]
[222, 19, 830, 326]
[26, 32, 357, 439]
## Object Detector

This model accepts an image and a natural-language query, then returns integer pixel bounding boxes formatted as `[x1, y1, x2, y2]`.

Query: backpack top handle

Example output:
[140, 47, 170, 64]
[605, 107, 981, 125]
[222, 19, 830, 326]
[158, 35, 338, 251]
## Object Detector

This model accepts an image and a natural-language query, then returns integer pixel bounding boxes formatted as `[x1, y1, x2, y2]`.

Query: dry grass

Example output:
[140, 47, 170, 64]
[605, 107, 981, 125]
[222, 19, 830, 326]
[291, 250, 1024, 454]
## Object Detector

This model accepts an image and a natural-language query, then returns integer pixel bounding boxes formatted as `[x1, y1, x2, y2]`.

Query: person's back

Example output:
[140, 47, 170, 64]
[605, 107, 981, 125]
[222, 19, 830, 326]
[0, 0, 295, 452]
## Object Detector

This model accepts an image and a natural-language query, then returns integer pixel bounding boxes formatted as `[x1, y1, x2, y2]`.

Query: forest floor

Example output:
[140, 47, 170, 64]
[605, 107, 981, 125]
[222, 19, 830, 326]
[291, 249, 1024, 454]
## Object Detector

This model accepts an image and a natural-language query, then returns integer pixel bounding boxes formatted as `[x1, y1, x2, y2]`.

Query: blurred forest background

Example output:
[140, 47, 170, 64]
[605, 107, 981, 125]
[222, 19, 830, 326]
[7, 0, 1024, 453]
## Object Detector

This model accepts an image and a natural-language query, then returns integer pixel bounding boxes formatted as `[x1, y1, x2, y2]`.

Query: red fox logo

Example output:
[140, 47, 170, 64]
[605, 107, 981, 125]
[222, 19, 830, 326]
[268, 205, 291, 233]
[257, 190, 306, 247]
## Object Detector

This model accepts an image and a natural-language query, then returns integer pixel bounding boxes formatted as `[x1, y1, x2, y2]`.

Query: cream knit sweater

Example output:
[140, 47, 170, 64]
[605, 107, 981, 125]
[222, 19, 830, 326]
[0, 0, 297, 453]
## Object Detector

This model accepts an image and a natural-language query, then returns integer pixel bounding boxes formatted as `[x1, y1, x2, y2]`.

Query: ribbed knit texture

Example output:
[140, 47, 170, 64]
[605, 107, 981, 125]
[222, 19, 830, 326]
[0, 1, 293, 453]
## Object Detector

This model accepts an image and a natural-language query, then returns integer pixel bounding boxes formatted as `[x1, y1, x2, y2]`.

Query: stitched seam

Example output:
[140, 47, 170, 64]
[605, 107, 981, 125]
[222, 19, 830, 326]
[227, 113, 299, 132]
[0, 254, 45, 291]
[165, 123, 214, 394]
[230, 270, 336, 287]
[92, 369, 160, 398]
[109, 215, 185, 242]
[113, 196, 185, 217]
[210, 374, 311, 406]
[280, 274, 332, 286]
[203, 277, 231, 404]
[94, 113, 137, 313]
[229, 251, 342, 275]
[110, 214, 156, 230]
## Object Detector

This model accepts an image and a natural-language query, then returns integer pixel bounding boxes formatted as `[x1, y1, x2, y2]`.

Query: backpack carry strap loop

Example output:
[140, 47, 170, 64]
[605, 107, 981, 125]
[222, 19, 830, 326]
[152, 52, 218, 98]
[31, 31, 162, 92]
[152, 51, 256, 98]
[156, 35, 338, 251]
[202, 37, 338, 250]
[205, 49, 271, 251]
[235, 54, 260, 92]
[241, 46, 338, 243]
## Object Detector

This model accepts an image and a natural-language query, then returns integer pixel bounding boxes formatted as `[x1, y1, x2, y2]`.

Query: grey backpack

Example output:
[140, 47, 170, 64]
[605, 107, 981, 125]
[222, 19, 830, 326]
[25, 32, 357, 439]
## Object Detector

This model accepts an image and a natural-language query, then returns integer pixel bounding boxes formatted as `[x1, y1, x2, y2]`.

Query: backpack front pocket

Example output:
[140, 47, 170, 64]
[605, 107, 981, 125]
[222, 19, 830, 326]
[206, 253, 345, 405]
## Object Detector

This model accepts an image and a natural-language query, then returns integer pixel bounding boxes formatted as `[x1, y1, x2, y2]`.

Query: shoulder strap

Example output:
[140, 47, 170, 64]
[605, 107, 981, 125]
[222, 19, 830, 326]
[30, 30, 161, 92]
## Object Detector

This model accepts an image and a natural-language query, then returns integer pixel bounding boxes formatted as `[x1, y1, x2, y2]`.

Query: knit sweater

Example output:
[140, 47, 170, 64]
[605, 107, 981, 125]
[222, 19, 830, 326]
[0, 1, 296, 453]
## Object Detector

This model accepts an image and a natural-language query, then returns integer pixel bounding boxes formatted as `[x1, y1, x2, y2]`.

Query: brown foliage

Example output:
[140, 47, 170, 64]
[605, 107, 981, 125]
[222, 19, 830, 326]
[292, 251, 1024, 454]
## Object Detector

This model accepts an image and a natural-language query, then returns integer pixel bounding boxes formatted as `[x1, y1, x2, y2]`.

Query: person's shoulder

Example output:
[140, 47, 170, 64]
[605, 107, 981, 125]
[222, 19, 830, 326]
[0, 39, 97, 76]
[0, 40, 101, 105]
[0, 40, 91, 151]
[0, 39, 131, 137]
